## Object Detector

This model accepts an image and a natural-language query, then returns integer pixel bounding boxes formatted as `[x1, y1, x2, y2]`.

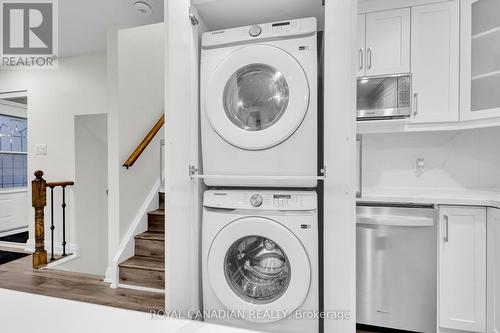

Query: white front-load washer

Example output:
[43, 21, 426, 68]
[202, 190, 319, 333]
[201, 18, 318, 187]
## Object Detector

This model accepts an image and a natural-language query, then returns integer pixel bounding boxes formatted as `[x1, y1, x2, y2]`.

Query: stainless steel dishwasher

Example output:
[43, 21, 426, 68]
[357, 203, 437, 333]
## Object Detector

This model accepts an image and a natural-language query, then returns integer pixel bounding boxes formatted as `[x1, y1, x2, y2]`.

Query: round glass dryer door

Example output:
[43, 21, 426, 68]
[205, 45, 310, 150]
[207, 217, 311, 323]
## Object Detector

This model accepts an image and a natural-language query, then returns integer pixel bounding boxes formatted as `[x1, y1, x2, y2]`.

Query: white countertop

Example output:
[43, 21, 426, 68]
[358, 187, 500, 209]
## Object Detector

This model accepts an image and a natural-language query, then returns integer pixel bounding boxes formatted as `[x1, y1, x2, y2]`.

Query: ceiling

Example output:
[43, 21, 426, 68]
[59, 0, 164, 57]
[192, 0, 325, 31]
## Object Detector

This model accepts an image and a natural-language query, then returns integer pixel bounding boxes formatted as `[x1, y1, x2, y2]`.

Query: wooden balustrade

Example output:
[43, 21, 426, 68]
[123, 114, 165, 169]
[31, 170, 74, 269]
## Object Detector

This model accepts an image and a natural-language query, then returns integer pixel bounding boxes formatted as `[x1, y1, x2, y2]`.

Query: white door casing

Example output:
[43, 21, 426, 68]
[205, 44, 310, 150]
[207, 217, 311, 323]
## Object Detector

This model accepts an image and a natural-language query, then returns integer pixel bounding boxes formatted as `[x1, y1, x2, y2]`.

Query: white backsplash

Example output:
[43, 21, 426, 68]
[362, 127, 500, 192]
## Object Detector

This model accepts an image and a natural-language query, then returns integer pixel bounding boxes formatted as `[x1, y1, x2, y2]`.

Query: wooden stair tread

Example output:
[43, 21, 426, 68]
[135, 231, 164, 241]
[119, 256, 164, 272]
[148, 209, 164, 216]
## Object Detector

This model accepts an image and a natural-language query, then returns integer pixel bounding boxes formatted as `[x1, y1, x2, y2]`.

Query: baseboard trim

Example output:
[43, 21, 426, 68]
[45, 253, 80, 269]
[0, 227, 28, 238]
[117, 283, 165, 294]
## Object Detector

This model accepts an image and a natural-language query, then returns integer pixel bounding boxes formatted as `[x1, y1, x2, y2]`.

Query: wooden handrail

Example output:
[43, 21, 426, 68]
[31, 170, 75, 269]
[123, 114, 165, 169]
[46, 181, 75, 188]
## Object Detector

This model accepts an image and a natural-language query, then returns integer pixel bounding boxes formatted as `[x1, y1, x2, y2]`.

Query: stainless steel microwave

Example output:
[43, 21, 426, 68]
[357, 74, 411, 120]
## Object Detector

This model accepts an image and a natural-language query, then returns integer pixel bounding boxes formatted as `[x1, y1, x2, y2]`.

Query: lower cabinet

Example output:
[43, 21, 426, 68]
[439, 205, 486, 332]
[488, 207, 500, 333]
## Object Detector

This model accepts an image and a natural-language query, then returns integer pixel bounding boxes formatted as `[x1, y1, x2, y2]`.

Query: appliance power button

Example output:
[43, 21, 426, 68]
[249, 25, 262, 37]
[250, 194, 263, 207]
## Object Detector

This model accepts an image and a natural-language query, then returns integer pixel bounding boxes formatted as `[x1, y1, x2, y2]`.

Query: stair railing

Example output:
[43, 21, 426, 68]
[123, 114, 165, 169]
[32, 170, 74, 269]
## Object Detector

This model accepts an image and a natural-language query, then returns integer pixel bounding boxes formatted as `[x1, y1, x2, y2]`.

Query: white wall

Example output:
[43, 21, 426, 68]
[59, 114, 108, 275]
[115, 23, 165, 240]
[0, 53, 108, 257]
[362, 127, 500, 191]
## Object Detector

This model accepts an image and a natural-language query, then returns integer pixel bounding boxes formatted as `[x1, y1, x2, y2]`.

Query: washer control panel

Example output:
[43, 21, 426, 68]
[204, 190, 317, 211]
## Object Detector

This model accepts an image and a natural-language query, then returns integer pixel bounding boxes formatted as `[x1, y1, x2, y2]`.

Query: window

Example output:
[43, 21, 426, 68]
[0, 114, 27, 188]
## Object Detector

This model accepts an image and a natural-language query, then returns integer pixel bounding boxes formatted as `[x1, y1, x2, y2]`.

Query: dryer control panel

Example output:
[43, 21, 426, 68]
[204, 190, 317, 211]
[202, 17, 317, 49]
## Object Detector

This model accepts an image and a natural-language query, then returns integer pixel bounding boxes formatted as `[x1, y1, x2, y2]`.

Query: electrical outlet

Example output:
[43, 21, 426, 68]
[415, 157, 425, 176]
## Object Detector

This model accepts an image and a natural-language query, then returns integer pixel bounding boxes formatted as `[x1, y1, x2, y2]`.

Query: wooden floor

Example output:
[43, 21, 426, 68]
[0, 252, 164, 313]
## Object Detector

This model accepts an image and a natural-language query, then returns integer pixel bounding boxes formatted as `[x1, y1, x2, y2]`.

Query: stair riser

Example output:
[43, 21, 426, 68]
[148, 221, 164, 232]
[159, 193, 165, 210]
[135, 239, 164, 258]
[148, 213, 164, 224]
[119, 267, 164, 290]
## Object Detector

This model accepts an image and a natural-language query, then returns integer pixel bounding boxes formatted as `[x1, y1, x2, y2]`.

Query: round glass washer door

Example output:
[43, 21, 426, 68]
[205, 45, 310, 150]
[207, 217, 311, 323]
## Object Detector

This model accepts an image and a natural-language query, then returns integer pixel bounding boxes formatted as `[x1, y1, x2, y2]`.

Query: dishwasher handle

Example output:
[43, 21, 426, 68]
[357, 214, 435, 227]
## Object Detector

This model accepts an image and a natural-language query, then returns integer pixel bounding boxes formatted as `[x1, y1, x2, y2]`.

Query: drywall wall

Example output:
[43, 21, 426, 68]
[116, 23, 165, 240]
[59, 114, 108, 275]
[362, 127, 500, 191]
[0, 53, 108, 258]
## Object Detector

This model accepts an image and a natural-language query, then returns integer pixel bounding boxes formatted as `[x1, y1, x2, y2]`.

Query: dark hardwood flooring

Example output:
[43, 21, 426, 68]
[0, 253, 164, 312]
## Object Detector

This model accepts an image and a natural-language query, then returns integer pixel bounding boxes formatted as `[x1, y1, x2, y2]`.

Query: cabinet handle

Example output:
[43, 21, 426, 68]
[443, 215, 449, 243]
[367, 47, 372, 70]
[413, 92, 418, 117]
[359, 48, 364, 70]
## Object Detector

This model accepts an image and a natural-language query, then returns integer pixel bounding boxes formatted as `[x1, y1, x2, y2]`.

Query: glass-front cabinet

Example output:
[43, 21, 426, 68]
[460, 0, 500, 120]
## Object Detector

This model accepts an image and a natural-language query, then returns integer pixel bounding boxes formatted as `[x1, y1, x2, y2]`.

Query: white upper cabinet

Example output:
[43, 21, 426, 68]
[439, 206, 486, 333]
[411, 0, 459, 123]
[357, 14, 366, 77]
[364, 8, 411, 77]
[460, 0, 500, 121]
[488, 207, 500, 333]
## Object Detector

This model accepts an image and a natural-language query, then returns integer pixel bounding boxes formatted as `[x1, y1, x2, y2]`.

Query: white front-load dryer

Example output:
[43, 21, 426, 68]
[201, 18, 318, 187]
[202, 190, 319, 333]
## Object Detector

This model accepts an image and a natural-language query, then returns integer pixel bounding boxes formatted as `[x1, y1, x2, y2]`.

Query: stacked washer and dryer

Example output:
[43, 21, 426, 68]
[200, 17, 319, 333]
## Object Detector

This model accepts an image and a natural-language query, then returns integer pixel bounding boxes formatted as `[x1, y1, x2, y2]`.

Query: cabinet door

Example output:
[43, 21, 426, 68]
[411, 1, 459, 123]
[365, 8, 410, 76]
[460, 0, 500, 121]
[357, 14, 366, 77]
[488, 207, 500, 333]
[439, 206, 486, 332]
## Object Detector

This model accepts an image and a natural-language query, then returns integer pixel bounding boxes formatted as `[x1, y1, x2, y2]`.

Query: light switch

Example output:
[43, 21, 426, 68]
[35, 144, 47, 155]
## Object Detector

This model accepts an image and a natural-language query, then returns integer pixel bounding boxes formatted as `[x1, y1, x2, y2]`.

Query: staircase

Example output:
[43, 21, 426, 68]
[118, 192, 165, 290]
